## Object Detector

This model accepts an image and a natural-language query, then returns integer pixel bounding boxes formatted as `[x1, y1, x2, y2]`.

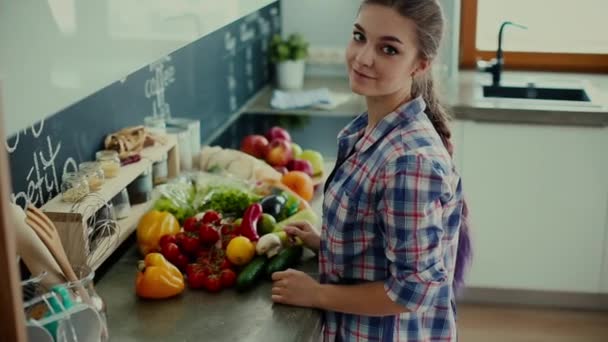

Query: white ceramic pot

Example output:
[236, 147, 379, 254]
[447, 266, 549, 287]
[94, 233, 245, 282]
[276, 59, 306, 90]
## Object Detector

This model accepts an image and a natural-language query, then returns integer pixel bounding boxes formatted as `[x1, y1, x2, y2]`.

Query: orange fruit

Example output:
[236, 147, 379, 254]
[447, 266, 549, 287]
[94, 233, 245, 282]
[281, 171, 314, 202]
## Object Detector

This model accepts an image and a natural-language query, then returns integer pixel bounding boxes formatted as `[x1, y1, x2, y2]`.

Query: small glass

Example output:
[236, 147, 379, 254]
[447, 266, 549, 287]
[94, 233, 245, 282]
[79, 161, 105, 191]
[111, 188, 131, 219]
[127, 165, 153, 204]
[95, 150, 120, 178]
[152, 153, 168, 186]
[64, 265, 109, 341]
[61, 172, 90, 203]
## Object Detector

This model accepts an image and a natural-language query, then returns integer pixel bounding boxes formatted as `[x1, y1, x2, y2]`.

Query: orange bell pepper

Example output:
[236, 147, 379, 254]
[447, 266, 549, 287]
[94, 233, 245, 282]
[137, 210, 180, 255]
[136, 253, 184, 299]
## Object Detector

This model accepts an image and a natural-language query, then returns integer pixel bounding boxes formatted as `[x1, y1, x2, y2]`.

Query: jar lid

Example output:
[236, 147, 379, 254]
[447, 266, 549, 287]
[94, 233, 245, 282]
[96, 150, 118, 159]
[79, 161, 101, 172]
[62, 171, 85, 182]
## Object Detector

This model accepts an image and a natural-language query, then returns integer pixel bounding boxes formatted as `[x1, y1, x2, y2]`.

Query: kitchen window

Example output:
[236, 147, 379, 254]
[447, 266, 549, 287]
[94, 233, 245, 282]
[460, 0, 608, 72]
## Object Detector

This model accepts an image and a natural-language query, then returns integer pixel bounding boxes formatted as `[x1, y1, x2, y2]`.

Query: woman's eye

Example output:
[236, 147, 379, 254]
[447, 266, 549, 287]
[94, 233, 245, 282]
[353, 31, 365, 42]
[382, 45, 398, 56]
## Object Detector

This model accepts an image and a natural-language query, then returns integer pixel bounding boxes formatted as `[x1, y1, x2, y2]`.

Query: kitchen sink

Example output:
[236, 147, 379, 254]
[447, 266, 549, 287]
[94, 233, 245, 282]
[483, 85, 591, 102]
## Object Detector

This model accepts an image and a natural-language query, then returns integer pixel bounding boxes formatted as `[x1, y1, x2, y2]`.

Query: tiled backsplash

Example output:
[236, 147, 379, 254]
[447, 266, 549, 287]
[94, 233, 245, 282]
[6, 2, 280, 208]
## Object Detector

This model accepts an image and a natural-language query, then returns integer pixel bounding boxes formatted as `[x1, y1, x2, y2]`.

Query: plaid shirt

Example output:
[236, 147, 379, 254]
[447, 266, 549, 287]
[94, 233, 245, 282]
[319, 96, 464, 341]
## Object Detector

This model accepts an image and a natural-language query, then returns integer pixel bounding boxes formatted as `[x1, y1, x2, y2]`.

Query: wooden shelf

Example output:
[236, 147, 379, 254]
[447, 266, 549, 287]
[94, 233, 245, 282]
[42, 135, 176, 222]
[89, 200, 154, 270]
[44, 134, 181, 270]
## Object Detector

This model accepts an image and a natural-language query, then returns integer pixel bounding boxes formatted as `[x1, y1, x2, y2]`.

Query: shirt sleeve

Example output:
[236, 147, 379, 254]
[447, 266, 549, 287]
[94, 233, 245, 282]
[379, 154, 450, 313]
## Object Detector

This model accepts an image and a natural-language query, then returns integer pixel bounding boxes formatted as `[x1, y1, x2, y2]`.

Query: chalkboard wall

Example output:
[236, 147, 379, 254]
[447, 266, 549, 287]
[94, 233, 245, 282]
[6, 2, 280, 208]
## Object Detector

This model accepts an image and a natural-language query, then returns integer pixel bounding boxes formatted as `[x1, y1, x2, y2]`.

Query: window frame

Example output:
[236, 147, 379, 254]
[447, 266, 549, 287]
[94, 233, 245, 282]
[459, 0, 608, 73]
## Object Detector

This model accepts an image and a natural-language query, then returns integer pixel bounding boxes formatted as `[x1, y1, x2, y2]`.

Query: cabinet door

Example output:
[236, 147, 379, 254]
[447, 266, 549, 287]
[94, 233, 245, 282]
[602, 129, 608, 294]
[462, 121, 608, 293]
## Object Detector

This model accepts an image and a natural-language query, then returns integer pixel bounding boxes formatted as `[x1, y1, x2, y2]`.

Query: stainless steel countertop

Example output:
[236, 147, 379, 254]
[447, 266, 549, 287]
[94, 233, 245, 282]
[246, 70, 608, 127]
[96, 244, 322, 342]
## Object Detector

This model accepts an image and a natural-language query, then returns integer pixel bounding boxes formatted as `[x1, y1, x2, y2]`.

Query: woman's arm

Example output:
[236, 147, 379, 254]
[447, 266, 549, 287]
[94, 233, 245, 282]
[317, 282, 407, 316]
[271, 270, 407, 316]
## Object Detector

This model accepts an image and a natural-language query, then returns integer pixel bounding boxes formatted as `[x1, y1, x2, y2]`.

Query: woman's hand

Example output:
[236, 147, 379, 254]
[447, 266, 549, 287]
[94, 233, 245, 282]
[271, 269, 322, 308]
[283, 221, 321, 251]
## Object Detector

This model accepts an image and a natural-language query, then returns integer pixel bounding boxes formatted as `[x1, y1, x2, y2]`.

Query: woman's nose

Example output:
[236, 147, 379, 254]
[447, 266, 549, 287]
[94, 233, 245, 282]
[355, 45, 374, 67]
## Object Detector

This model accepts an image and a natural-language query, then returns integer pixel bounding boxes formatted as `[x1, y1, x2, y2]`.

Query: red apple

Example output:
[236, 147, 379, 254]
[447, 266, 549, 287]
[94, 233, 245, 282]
[265, 126, 291, 142]
[287, 159, 314, 177]
[265, 139, 293, 167]
[241, 135, 269, 159]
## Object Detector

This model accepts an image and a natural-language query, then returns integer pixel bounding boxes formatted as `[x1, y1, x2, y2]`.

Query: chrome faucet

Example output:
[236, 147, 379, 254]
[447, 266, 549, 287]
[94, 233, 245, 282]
[477, 21, 527, 87]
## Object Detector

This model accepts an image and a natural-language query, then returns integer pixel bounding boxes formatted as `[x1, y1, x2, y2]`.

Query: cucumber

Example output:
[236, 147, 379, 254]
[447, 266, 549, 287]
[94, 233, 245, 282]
[265, 245, 304, 278]
[236, 256, 268, 292]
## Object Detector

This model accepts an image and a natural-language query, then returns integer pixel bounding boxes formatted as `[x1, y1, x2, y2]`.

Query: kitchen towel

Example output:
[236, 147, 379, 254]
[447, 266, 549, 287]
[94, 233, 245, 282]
[270, 88, 350, 110]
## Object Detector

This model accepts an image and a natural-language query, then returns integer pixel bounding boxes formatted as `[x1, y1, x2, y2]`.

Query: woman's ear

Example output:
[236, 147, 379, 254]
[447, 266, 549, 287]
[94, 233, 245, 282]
[411, 58, 431, 77]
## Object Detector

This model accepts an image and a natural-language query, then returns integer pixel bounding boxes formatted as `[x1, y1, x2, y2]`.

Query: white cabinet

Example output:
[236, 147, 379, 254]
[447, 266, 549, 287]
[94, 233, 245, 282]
[602, 129, 608, 294]
[461, 121, 608, 293]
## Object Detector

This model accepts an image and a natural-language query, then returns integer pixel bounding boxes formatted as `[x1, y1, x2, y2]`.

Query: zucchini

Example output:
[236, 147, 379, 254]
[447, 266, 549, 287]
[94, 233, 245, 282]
[265, 245, 304, 278]
[236, 256, 268, 292]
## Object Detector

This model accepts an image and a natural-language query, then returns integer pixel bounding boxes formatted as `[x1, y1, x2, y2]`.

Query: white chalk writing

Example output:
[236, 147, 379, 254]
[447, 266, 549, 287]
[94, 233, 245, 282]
[145, 56, 175, 118]
[225, 31, 236, 55]
[10, 132, 76, 208]
[5, 119, 45, 153]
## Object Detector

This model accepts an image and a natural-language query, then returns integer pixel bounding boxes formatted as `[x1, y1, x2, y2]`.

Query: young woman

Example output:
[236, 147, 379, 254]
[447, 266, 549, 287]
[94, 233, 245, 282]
[271, 0, 472, 340]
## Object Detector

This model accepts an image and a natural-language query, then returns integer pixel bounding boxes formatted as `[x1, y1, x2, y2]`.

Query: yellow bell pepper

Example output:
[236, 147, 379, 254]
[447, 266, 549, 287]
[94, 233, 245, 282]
[137, 210, 180, 255]
[136, 253, 184, 299]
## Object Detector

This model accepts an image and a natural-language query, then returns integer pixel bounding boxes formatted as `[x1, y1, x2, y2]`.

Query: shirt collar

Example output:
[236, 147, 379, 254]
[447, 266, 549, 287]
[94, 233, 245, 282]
[337, 96, 426, 156]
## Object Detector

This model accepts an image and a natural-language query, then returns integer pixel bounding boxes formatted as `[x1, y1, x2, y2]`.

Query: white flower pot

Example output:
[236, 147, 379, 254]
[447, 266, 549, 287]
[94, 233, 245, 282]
[276, 60, 306, 90]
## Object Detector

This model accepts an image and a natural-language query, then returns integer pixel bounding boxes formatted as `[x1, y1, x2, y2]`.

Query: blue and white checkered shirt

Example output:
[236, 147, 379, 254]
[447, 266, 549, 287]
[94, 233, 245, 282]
[319, 96, 465, 341]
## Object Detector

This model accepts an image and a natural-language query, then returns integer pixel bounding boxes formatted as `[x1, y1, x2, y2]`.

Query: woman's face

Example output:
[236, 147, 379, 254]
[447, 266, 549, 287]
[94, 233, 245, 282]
[346, 4, 427, 97]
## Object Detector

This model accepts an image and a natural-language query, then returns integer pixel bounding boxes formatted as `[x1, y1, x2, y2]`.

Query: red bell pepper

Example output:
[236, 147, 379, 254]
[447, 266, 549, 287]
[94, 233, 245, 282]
[240, 203, 262, 242]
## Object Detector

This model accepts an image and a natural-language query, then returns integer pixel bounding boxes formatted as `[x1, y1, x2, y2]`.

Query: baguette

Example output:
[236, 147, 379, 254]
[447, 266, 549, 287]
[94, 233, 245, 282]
[198, 146, 281, 182]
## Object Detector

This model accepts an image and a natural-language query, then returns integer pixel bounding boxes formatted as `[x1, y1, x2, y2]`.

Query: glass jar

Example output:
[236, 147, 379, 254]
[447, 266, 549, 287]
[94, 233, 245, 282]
[166, 127, 192, 171]
[127, 165, 153, 204]
[144, 116, 166, 135]
[63, 265, 109, 341]
[111, 188, 131, 219]
[95, 150, 120, 178]
[79, 161, 105, 191]
[152, 152, 168, 186]
[61, 172, 90, 203]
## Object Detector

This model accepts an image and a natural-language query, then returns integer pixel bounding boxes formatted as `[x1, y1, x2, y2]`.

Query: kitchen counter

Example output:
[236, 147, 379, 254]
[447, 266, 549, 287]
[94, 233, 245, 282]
[95, 114, 340, 341]
[245, 70, 608, 127]
[96, 244, 322, 342]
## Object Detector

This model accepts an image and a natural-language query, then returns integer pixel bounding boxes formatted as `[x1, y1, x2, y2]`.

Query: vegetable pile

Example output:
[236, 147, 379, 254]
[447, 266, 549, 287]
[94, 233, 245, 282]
[135, 172, 319, 299]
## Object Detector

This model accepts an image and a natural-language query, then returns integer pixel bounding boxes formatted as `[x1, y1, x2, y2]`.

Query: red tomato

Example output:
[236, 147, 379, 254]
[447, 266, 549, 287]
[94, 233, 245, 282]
[219, 258, 232, 270]
[199, 224, 220, 246]
[203, 274, 222, 292]
[159, 234, 177, 249]
[174, 232, 187, 249]
[187, 265, 207, 289]
[181, 233, 200, 255]
[183, 217, 199, 232]
[220, 269, 236, 288]
[201, 211, 222, 225]
[173, 253, 189, 271]
[160, 242, 181, 261]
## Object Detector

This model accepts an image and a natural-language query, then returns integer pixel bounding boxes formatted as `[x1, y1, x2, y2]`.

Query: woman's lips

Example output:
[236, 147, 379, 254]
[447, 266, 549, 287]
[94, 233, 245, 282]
[353, 69, 375, 79]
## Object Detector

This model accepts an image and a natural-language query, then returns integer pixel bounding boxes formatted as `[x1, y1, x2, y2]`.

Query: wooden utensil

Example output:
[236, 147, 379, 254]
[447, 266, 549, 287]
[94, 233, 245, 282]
[10, 203, 66, 287]
[24, 204, 90, 303]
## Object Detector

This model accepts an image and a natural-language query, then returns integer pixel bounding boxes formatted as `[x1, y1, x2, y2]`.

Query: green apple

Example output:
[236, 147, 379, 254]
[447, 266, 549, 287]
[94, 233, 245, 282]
[291, 142, 303, 159]
[299, 150, 324, 176]
[257, 213, 277, 236]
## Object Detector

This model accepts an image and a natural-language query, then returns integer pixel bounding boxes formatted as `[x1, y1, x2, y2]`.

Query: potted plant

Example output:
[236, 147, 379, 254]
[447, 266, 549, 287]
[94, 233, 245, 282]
[270, 33, 309, 90]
